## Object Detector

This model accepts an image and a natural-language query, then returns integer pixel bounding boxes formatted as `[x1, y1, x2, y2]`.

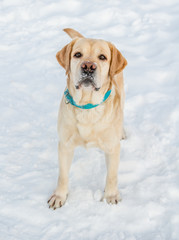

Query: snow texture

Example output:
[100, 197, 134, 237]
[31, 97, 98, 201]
[0, 0, 179, 239]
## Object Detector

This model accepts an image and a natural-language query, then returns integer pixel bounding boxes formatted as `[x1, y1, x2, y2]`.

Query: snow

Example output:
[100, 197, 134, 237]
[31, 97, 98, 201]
[0, 0, 179, 239]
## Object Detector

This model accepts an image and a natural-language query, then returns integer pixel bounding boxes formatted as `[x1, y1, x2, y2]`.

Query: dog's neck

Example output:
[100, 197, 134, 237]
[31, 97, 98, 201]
[67, 78, 111, 106]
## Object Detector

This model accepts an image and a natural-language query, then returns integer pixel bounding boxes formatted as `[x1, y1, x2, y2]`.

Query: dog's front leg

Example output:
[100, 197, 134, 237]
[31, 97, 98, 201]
[104, 145, 121, 204]
[48, 142, 74, 209]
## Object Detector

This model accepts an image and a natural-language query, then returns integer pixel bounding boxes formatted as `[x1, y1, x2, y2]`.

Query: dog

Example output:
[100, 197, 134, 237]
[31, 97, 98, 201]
[48, 28, 127, 209]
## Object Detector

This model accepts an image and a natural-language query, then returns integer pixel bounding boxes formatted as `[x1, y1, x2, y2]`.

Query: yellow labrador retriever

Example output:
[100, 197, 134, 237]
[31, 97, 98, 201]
[48, 28, 127, 209]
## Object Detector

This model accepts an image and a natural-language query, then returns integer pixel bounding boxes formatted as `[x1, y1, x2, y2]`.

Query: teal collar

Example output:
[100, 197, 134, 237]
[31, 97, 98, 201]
[64, 89, 111, 109]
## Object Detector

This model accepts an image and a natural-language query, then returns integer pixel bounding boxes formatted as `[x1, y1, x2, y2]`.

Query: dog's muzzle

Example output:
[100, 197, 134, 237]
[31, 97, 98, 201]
[75, 61, 100, 91]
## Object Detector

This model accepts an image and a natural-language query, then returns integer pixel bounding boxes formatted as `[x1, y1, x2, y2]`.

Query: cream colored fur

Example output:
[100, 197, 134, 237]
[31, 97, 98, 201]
[48, 28, 127, 209]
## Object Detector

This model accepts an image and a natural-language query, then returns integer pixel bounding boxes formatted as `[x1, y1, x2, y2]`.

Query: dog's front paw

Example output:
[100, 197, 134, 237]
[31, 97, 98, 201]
[104, 191, 121, 204]
[47, 194, 67, 210]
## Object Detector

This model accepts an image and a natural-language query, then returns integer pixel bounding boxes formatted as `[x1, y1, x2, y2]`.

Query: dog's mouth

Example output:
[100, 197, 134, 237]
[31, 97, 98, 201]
[75, 74, 100, 91]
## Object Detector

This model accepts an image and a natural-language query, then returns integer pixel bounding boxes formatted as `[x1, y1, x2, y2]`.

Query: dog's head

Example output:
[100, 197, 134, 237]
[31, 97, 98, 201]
[56, 28, 127, 93]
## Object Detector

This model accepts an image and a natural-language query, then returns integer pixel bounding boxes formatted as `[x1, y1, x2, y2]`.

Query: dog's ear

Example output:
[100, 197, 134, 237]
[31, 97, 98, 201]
[56, 40, 75, 75]
[63, 28, 84, 39]
[109, 43, 127, 78]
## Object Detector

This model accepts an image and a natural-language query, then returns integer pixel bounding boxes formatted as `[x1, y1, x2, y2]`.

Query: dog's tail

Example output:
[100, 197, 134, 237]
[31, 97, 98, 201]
[63, 28, 84, 39]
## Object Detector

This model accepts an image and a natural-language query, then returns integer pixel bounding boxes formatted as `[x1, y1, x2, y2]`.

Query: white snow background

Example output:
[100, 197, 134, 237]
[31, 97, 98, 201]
[0, 0, 179, 239]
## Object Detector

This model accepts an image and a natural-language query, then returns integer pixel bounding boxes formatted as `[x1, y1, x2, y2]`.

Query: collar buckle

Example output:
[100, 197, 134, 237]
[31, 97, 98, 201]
[65, 99, 70, 104]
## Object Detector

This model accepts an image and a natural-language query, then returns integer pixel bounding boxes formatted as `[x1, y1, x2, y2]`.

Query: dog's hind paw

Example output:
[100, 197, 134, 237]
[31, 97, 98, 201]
[121, 128, 127, 140]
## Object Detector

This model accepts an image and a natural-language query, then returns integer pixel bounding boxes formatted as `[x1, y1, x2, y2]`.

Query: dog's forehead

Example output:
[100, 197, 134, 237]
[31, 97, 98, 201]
[72, 38, 111, 55]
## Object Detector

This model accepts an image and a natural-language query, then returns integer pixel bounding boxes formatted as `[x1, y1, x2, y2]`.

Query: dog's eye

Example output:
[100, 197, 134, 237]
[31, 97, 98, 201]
[99, 54, 107, 60]
[74, 52, 82, 58]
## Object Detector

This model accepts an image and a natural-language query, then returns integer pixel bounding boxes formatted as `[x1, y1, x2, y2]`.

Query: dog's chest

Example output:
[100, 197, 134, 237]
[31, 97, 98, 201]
[75, 107, 105, 145]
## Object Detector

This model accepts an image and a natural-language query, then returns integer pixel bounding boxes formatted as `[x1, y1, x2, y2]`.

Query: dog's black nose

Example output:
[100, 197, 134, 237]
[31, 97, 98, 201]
[81, 61, 97, 73]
